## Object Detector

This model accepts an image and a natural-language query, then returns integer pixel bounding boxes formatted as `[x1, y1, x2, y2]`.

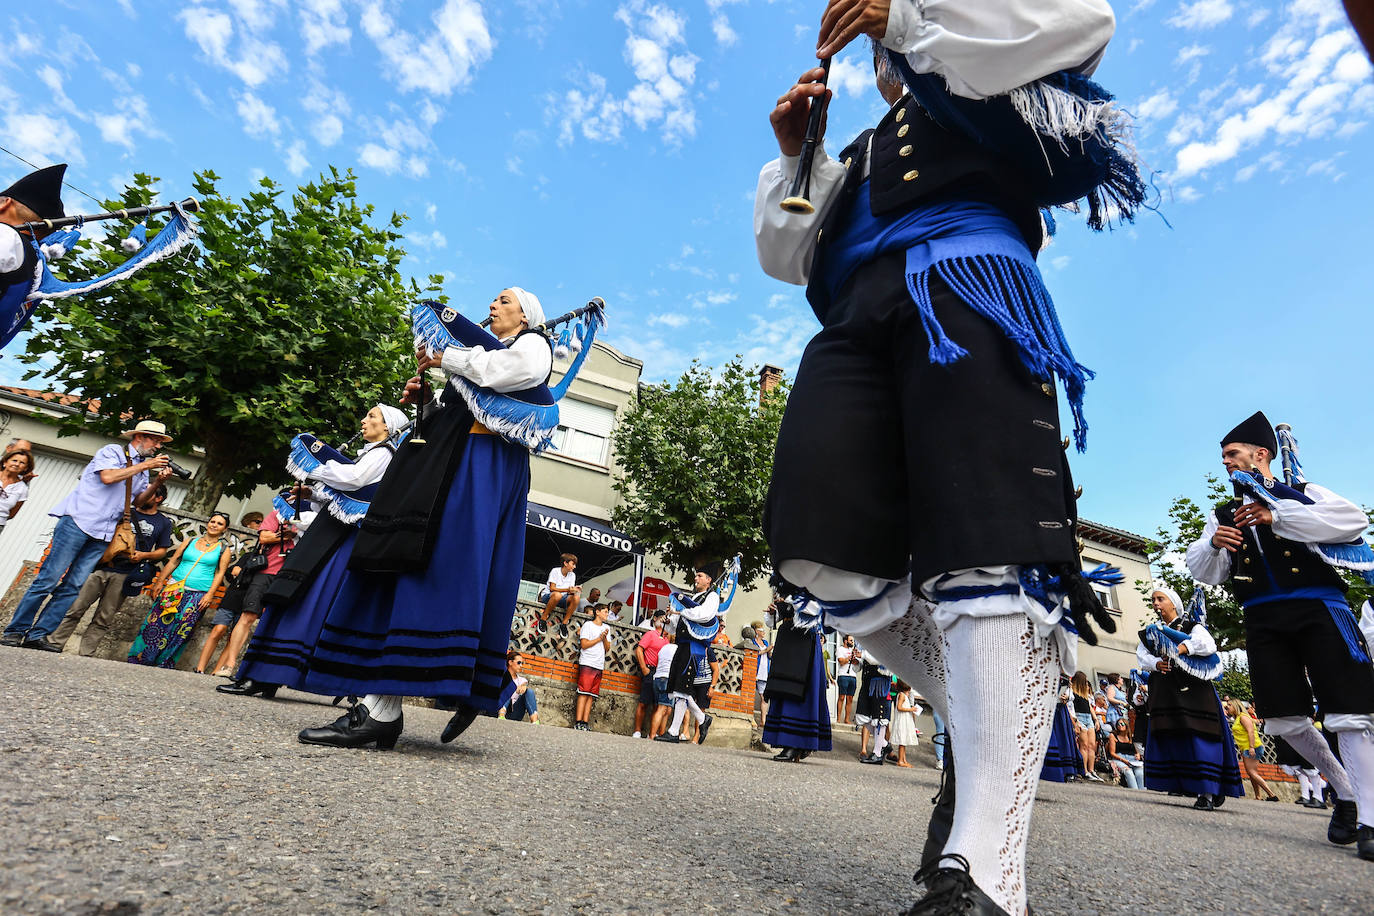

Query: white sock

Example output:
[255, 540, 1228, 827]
[873, 724, 888, 756]
[851, 595, 949, 725]
[1296, 769, 1314, 800]
[941, 612, 1061, 916]
[1337, 729, 1374, 825]
[362, 694, 402, 723]
[1276, 722, 1354, 800]
[669, 700, 687, 735]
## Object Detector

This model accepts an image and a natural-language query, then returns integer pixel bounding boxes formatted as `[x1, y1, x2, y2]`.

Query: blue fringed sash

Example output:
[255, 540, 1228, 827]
[33, 204, 199, 300]
[285, 434, 383, 526]
[1244, 585, 1371, 665]
[1230, 470, 1374, 585]
[823, 186, 1093, 449]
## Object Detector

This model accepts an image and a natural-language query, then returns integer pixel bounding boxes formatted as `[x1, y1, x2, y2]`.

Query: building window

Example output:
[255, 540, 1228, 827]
[1083, 557, 1119, 613]
[549, 398, 614, 467]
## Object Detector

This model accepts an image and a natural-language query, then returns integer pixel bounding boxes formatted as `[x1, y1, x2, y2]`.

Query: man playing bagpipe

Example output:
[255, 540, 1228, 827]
[1187, 411, 1374, 861]
[656, 558, 740, 745]
[753, 0, 1143, 912]
[1135, 586, 1244, 809]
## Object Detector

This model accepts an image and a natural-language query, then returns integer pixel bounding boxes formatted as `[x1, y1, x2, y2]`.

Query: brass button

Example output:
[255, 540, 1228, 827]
[1244, 558, 1251, 564]
[843, 157, 853, 169]
[899, 144, 913, 156]
[902, 169, 919, 182]
[1283, 550, 1291, 557]
[897, 124, 910, 138]
[896, 108, 906, 122]
[1291, 567, 1301, 574]
[1074, 485, 1084, 499]
[1076, 539, 1086, 554]
[1061, 437, 1070, 451]
[1041, 382, 1054, 397]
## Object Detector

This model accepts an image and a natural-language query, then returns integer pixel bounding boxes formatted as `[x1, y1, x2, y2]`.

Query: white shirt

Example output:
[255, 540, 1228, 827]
[1185, 482, 1369, 586]
[1136, 619, 1217, 672]
[0, 477, 27, 524]
[836, 645, 859, 678]
[654, 643, 677, 679]
[754, 637, 770, 682]
[679, 590, 720, 625]
[578, 620, 611, 669]
[309, 440, 393, 492]
[439, 331, 553, 394]
[0, 225, 26, 273]
[547, 566, 576, 592]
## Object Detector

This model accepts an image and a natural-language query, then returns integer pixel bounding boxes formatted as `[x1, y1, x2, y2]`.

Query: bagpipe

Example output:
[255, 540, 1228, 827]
[409, 297, 608, 452]
[2, 198, 201, 347]
[1140, 622, 1222, 682]
[283, 426, 409, 526]
[671, 554, 742, 643]
[1229, 422, 1374, 585]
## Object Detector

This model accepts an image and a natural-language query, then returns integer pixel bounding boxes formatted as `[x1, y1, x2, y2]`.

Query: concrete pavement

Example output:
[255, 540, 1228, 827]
[1, 648, 1368, 914]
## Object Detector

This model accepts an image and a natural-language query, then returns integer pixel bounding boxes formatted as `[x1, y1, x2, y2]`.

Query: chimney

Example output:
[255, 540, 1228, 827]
[758, 364, 783, 404]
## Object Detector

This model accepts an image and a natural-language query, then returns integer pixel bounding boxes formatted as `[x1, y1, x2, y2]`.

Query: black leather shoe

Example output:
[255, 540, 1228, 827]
[653, 732, 680, 743]
[860, 753, 885, 765]
[299, 704, 402, 750]
[440, 705, 479, 744]
[0, 633, 23, 647]
[216, 679, 278, 698]
[773, 747, 798, 761]
[696, 715, 713, 744]
[1330, 799, 1359, 845]
[1193, 795, 1215, 810]
[1304, 798, 1328, 810]
[22, 637, 62, 652]
[907, 855, 1011, 916]
[1357, 825, 1374, 861]
[1212, 793, 1226, 809]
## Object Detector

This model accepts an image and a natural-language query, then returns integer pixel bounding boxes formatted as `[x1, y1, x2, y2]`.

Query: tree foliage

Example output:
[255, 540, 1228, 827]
[1218, 656, 1253, 703]
[610, 358, 788, 589]
[21, 168, 429, 514]
[1144, 474, 1374, 652]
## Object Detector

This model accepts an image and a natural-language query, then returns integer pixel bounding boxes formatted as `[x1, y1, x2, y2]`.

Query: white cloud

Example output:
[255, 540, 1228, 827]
[178, 5, 287, 87]
[408, 229, 448, 249]
[360, 0, 494, 96]
[299, 0, 350, 53]
[829, 55, 874, 98]
[711, 14, 737, 46]
[236, 92, 280, 138]
[1, 111, 83, 166]
[425, 202, 438, 222]
[1050, 255, 1072, 270]
[649, 312, 691, 328]
[506, 155, 523, 175]
[1176, 44, 1211, 65]
[1167, 0, 1234, 29]
[312, 114, 343, 147]
[1247, 8, 1271, 27]
[1176, 185, 1201, 202]
[358, 142, 401, 173]
[227, 0, 280, 32]
[1135, 90, 1178, 121]
[92, 95, 159, 149]
[284, 139, 308, 175]
[181, 7, 234, 62]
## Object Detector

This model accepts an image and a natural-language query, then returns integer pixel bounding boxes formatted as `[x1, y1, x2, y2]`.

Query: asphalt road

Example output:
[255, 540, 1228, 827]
[1, 648, 1369, 915]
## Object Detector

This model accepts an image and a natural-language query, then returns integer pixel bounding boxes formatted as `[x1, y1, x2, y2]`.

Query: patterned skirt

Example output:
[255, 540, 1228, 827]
[762, 629, 833, 751]
[1041, 701, 1084, 782]
[128, 584, 208, 669]
[292, 435, 527, 710]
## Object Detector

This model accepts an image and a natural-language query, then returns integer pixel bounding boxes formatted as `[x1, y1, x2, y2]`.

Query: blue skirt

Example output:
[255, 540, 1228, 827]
[1144, 690, 1245, 798]
[1041, 701, 1084, 782]
[762, 629, 833, 751]
[286, 436, 528, 710]
[236, 532, 357, 690]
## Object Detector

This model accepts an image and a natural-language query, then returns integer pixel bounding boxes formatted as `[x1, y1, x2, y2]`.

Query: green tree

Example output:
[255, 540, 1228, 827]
[610, 358, 788, 589]
[1218, 656, 1253, 703]
[21, 168, 429, 514]
[1145, 475, 1374, 651]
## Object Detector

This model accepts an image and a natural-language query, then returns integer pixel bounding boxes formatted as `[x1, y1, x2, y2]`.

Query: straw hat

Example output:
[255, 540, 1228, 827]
[121, 420, 172, 442]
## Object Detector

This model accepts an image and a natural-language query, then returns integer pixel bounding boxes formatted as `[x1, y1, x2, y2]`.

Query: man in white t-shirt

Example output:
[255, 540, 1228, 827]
[574, 603, 612, 730]
[537, 552, 581, 634]
[835, 634, 860, 725]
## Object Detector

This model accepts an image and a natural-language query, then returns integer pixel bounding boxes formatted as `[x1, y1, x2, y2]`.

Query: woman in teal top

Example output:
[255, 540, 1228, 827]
[129, 512, 232, 668]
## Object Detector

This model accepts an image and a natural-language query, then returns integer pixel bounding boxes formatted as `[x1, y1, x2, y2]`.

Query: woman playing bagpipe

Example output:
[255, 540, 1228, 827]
[218, 403, 408, 698]
[293, 288, 605, 751]
[656, 558, 740, 745]
[1136, 586, 1244, 810]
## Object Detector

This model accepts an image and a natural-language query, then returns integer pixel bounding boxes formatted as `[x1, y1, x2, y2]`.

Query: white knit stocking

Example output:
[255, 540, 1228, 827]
[940, 613, 1061, 916]
[851, 595, 949, 724]
[1296, 769, 1315, 801]
[1278, 722, 1354, 800]
[1337, 729, 1374, 827]
[362, 694, 402, 723]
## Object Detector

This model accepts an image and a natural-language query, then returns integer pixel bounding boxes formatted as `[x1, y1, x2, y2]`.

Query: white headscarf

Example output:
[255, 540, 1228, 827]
[376, 403, 408, 438]
[508, 286, 545, 330]
[1149, 585, 1184, 619]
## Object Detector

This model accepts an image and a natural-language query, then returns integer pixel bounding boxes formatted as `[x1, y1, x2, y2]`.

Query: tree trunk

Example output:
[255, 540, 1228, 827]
[180, 444, 238, 516]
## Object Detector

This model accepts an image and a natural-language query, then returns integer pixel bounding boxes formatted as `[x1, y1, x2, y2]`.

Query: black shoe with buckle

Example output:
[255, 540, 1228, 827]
[1193, 795, 1215, 811]
[298, 704, 402, 750]
[696, 715, 713, 744]
[1330, 799, 1359, 845]
[440, 705, 480, 744]
[906, 855, 1011, 916]
[773, 747, 798, 762]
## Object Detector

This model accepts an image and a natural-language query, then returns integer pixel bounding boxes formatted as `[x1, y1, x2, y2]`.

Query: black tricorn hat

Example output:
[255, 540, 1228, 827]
[1, 164, 67, 221]
[1221, 411, 1277, 455]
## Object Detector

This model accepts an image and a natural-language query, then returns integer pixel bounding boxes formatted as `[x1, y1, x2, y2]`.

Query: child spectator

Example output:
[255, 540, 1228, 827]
[537, 553, 581, 634]
[888, 680, 922, 768]
[574, 603, 612, 730]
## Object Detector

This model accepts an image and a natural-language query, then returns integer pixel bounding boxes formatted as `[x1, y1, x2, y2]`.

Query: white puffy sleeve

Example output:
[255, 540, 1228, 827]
[1136, 641, 1161, 673]
[309, 443, 393, 492]
[680, 591, 721, 624]
[1270, 484, 1370, 545]
[0, 225, 26, 274]
[883, 0, 1116, 100]
[440, 332, 553, 393]
[1185, 511, 1232, 586]
[1182, 622, 1217, 658]
[754, 146, 848, 285]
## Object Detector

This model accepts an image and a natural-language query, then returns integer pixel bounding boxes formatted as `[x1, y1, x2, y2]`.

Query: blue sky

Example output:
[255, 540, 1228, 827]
[2, 0, 1371, 541]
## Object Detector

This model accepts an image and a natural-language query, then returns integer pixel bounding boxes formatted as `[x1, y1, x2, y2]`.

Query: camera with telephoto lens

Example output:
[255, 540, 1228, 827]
[153, 450, 193, 480]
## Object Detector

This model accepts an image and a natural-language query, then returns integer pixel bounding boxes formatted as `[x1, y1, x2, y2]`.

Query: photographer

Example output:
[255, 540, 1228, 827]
[2, 420, 175, 651]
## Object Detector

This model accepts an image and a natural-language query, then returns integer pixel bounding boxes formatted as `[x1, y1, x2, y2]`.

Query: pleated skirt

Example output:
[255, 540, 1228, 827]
[1144, 692, 1245, 798]
[255, 436, 527, 710]
[762, 630, 833, 751]
[1040, 701, 1084, 782]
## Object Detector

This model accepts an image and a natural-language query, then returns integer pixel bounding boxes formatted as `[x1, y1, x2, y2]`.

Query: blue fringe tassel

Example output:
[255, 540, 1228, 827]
[907, 249, 1093, 451]
[35, 205, 198, 299]
[271, 494, 296, 522]
[447, 378, 559, 453]
[1327, 601, 1372, 665]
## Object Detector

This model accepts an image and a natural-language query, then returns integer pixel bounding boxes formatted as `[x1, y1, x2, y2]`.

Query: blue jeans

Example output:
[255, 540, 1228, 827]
[4, 516, 109, 640]
[932, 709, 947, 765]
[505, 688, 538, 721]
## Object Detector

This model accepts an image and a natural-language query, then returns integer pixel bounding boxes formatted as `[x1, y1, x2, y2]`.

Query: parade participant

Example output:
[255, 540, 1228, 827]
[1187, 412, 1374, 859]
[0, 165, 66, 344]
[762, 595, 833, 762]
[754, 0, 1142, 908]
[1274, 735, 1327, 809]
[220, 404, 407, 698]
[855, 649, 892, 765]
[293, 288, 557, 750]
[660, 561, 734, 740]
[1135, 586, 1244, 810]
[1040, 679, 1085, 783]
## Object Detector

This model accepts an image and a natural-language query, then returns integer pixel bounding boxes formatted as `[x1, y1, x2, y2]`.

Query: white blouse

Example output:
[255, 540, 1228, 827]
[439, 332, 553, 394]
[309, 439, 394, 492]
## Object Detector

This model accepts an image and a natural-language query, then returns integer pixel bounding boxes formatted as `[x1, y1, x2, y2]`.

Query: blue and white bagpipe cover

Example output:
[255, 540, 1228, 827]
[286, 434, 380, 525]
[1141, 621, 1222, 681]
[1229, 468, 1374, 585]
[410, 299, 607, 453]
[669, 555, 743, 642]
